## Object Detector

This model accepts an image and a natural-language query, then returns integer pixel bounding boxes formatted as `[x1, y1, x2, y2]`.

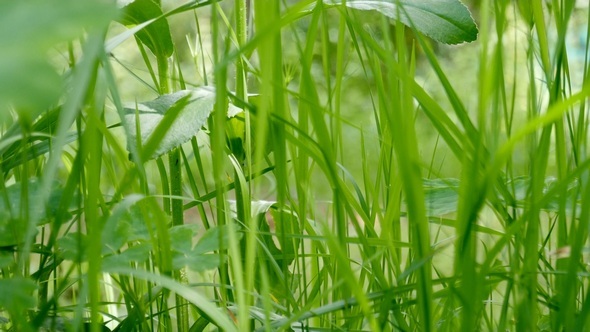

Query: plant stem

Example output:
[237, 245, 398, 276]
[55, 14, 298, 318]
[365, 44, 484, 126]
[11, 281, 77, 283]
[169, 147, 189, 331]
[234, 0, 255, 330]
[158, 52, 189, 331]
[211, 0, 234, 307]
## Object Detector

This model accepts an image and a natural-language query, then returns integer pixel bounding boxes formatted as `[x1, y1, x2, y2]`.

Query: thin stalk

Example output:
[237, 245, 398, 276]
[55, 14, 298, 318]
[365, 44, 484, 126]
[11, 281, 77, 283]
[85, 83, 105, 332]
[169, 147, 188, 330]
[234, 0, 257, 330]
[211, 0, 234, 308]
[157, 50, 189, 331]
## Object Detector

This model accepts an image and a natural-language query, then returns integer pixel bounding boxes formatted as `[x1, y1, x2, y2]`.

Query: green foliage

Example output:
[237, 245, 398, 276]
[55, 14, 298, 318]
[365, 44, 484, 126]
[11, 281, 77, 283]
[123, 87, 241, 159]
[0, 278, 37, 310]
[225, 95, 274, 165]
[0, 0, 117, 119]
[57, 197, 231, 274]
[118, 0, 174, 59]
[329, 0, 478, 44]
[172, 224, 241, 272]
[0, 180, 66, 246]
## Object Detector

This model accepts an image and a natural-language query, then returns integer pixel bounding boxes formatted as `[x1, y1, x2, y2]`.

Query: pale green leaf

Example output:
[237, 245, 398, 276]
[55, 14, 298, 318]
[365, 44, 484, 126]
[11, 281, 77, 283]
[169, 224, 199, 254]
[102, 194, 143, 254]
[423, 178, 460, 216]
[0, 0, 118, 116]
[123, 87, 241, 159]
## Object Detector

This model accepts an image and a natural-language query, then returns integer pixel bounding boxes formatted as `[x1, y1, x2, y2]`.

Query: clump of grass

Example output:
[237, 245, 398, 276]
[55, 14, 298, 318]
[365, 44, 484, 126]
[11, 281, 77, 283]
[1, 0, 589, 331]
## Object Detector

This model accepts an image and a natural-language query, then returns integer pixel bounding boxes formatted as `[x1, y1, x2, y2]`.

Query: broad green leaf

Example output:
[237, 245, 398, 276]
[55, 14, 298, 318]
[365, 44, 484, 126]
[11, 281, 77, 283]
[193, 224, 239, 255]
[505, 176, 533, 205]
[102, 195, 155, 254]
[329, 0, 478, 44]
[0, 0, 118, 117]
[103, 243, 152, 268]
[422, 177, 581, 218]
[508, 176, 581, 214]
[168, 225, 235, 272]
[0, 277, 37, 310]
[123, 87, 241, 159]
[169, 224, 199, 255]
[0, 180, 66, 246]
[106, 1, 218, 53]
[118, 0, 173, 59]
[423, 178, 460, 216]
[123, 202, 160, 242]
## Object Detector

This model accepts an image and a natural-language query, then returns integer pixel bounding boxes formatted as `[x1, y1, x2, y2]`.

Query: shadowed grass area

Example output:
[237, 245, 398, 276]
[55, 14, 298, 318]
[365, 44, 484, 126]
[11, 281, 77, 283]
[1, 0, 590, 331]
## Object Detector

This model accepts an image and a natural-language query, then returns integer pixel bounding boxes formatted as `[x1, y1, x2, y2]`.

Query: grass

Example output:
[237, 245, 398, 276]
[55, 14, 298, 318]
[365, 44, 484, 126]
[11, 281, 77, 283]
[1, 0, 590, 331]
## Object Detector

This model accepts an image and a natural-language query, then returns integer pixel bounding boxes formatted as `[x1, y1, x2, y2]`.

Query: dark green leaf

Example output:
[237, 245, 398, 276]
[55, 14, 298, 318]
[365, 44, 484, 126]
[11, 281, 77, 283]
[1, 133, 78, 173]
[269, 207, 301, 267]
[118, 0, 174, 59]
[330, 0, 478, 44]
[239, 201, 300, 267]
[0, 180, 65, 246]
[0, 107, 75, 174]
[226, 112, 246, 164]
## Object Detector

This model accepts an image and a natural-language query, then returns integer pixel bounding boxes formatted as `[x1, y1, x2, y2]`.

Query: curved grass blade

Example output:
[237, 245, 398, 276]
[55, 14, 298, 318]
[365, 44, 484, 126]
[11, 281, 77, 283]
[103, 267, 237, 331]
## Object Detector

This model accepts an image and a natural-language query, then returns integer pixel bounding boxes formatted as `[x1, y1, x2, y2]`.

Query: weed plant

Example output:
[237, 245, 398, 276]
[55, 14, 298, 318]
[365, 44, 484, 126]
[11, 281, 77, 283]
[1, 0, 589, 331]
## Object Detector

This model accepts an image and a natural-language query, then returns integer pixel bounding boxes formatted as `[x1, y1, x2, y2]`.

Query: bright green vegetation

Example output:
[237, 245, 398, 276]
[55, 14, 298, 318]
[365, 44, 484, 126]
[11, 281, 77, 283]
[1, 0, 589, 331]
